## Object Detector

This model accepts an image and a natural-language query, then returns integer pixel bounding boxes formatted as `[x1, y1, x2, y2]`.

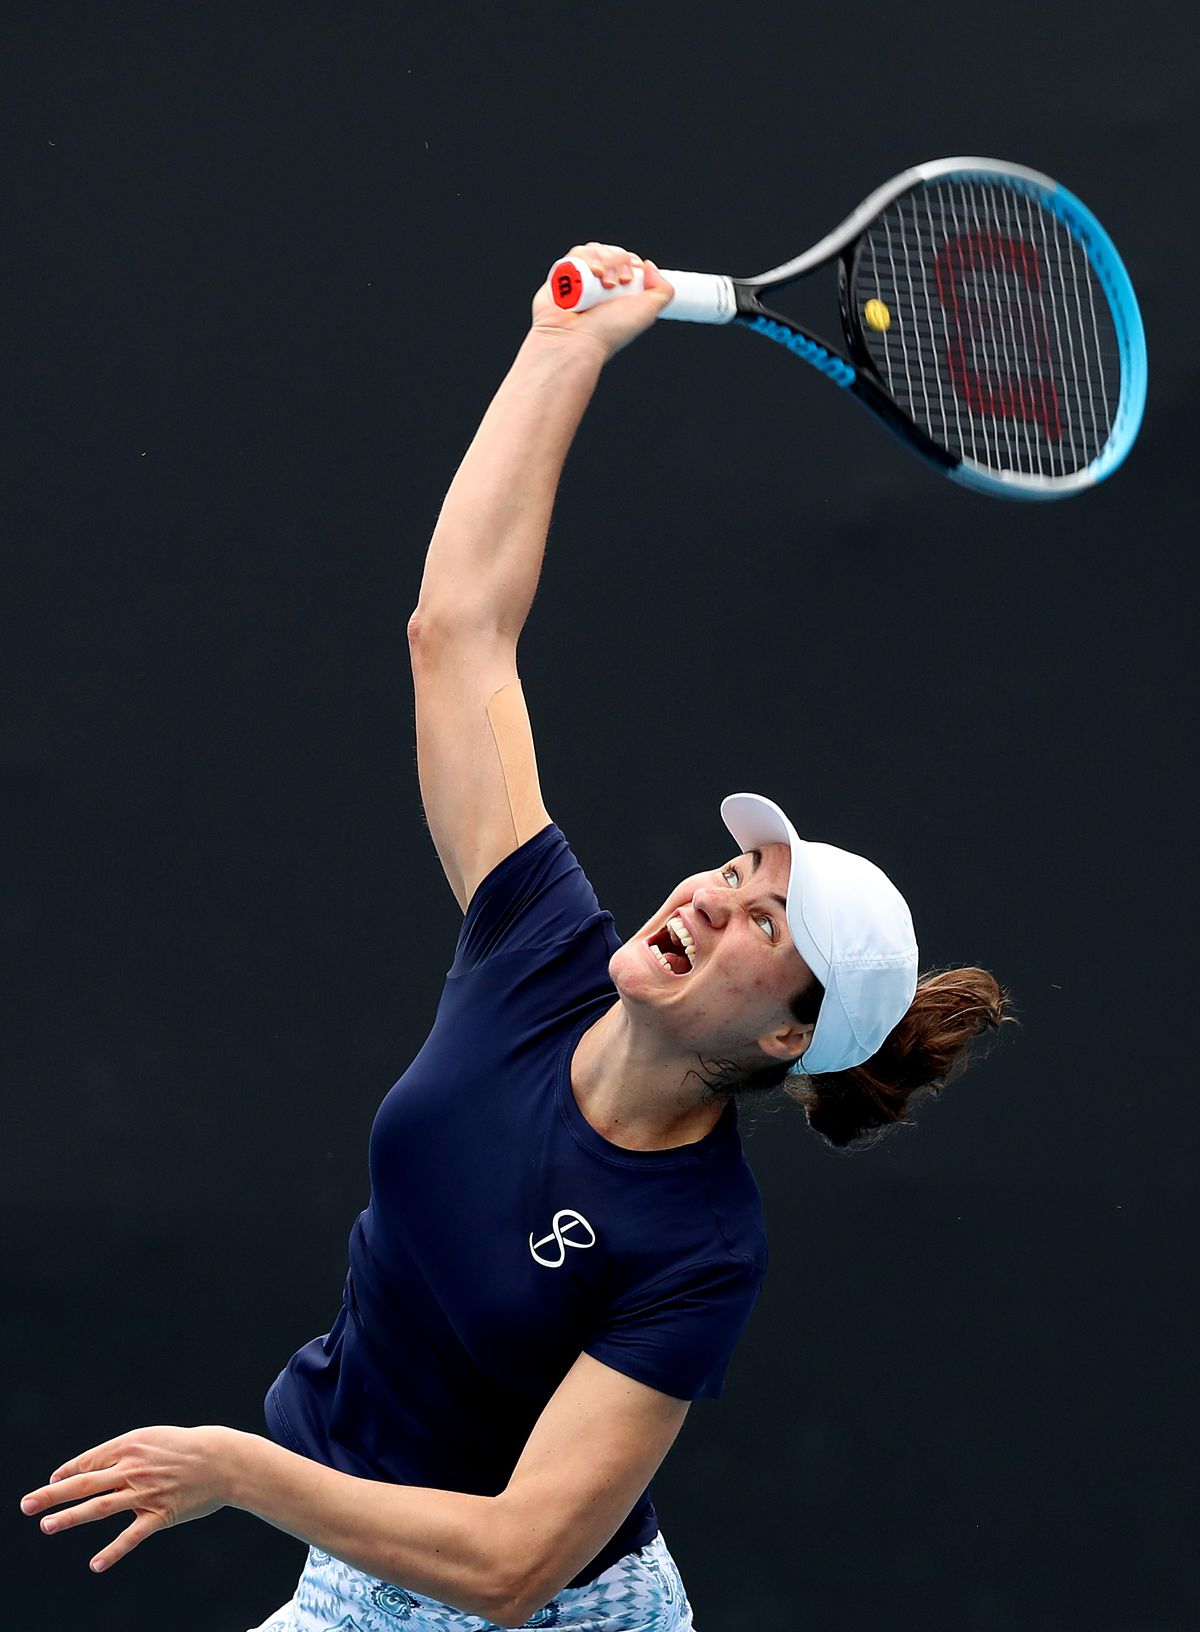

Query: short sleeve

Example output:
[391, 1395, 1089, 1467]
[583, 1255, 765, 1402]
[452, 825, 609, 973]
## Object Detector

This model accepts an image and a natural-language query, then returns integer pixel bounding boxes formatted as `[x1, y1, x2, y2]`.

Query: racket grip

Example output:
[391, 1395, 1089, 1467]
[547, 256, 736, 325]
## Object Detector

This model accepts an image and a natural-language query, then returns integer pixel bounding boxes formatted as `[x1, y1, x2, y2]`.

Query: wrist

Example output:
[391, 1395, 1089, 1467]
[519, 322, 611, 373]
[221, 1426, 268, 1512]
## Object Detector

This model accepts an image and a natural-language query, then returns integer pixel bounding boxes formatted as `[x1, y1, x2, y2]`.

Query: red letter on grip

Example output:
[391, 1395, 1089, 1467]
[934, 232, 1062, 444]
[550, 261, 584, 310]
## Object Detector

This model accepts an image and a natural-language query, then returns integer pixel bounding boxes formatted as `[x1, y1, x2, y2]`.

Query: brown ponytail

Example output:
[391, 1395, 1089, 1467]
[786, 966, 1015, 1151]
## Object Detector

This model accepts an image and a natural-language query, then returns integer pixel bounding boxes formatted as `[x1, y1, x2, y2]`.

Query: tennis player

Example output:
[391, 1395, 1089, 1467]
[20, 244, 1010, 1631]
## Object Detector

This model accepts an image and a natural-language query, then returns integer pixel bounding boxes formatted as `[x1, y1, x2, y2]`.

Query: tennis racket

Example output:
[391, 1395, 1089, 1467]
[547, 157, 1147, 499]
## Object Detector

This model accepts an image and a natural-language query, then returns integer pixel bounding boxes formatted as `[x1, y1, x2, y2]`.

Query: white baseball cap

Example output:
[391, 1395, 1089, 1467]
[720, 792, 919, 1075]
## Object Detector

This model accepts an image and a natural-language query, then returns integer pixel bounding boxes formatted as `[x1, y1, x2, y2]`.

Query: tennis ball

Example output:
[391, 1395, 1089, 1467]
[864, 298, 892, 332]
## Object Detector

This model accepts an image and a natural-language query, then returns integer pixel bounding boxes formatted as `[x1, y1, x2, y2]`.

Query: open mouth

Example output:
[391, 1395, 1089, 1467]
[647, 916, 697, 977]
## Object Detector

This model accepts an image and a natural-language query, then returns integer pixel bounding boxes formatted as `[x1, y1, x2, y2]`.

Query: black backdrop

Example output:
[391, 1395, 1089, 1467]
[5, 4, 1196, 1629]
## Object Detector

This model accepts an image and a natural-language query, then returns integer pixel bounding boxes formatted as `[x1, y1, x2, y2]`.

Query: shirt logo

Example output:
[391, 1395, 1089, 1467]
[529, 1208, 597, 1269]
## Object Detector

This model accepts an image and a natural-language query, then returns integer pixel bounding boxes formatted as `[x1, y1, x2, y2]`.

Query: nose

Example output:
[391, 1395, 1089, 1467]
[691, 885, 731, 929]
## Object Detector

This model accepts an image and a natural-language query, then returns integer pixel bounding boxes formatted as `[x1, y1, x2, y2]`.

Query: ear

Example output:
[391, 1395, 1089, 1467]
[756, 1020, 815, 1065]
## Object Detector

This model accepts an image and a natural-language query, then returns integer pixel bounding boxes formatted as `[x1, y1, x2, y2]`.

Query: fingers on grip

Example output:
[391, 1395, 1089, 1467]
[550, 252, 649, 313]
[568, 242, 643, 287]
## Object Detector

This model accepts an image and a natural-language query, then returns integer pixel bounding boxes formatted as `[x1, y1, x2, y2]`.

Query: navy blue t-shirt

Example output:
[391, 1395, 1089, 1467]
[265, 825, 767, 1588]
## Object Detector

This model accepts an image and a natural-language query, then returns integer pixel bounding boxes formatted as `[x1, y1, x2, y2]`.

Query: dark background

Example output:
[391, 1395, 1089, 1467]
[4, 4, 1195, 1629]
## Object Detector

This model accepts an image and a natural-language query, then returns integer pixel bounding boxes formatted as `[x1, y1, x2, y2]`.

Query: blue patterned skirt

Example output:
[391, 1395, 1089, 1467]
[244, 1531, 695, 1631]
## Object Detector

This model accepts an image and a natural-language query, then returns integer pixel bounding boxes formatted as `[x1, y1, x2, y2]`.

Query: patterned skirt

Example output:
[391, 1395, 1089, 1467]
[244, 1530, 696, 1632]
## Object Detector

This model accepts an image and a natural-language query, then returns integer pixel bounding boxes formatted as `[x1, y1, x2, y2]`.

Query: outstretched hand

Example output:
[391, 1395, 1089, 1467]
[530, 240, 674, 359]
[20, 1424, 234, 1573]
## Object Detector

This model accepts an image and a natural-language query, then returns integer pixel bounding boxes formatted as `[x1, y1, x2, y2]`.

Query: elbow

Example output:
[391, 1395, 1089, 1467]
[406, 606, 433, 654]
[417, 1559, 529, 1627]
[406, 605, 458, 668]
[468, 1566, 537, 1630]
[488, 1586, 537, 1629]
[431, 1501, 546, 1628]
[407, 600, 515, 656]
[497, 1551, 580, 1627]
[406, 604, 461, 661]
[484, 1518, 562, 1628]
[481, 1543, 543, 1628]
[491, 1579, 554, 1631]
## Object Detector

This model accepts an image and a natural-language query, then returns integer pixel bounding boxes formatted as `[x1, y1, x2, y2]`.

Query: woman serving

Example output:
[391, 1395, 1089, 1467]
[20, 245, 1009, 1631]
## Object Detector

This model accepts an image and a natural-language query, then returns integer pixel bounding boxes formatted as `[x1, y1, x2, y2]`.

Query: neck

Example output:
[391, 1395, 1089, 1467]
[570, 1001, 730, 1152]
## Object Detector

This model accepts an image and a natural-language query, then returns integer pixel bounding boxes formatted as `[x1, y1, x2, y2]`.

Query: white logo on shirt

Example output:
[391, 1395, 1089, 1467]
[529, 1208, 597, 1269]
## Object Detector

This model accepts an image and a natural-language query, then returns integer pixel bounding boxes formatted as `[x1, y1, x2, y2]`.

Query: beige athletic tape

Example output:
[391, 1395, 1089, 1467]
[485, 679, 548, 848]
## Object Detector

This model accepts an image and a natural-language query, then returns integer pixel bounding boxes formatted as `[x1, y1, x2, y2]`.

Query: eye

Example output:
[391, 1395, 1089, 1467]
[722, 864, 776, 940]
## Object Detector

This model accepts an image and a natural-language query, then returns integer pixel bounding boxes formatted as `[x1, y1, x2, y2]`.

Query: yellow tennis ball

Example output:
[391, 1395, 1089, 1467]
[864, 298, 892, 332]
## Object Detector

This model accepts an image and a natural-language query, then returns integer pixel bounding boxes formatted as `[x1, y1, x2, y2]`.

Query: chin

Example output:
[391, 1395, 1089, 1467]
[607, 939, 664, 1010]
[607, 941, 642, 999]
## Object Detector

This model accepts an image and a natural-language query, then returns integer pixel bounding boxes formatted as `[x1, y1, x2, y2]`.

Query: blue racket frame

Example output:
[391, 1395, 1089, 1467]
[735, 158, 1148, 500]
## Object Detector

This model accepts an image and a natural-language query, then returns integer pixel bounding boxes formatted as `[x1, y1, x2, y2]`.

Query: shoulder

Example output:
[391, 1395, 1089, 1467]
[453, 824, 618, 971]
[584, 1248, 765, 1402]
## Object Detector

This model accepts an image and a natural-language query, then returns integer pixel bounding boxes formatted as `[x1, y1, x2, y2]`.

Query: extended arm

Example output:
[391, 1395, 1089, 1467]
[409, 245, 673, 909]
[22, 1363, 687, 1621]
[226, 1354, 689, 1624]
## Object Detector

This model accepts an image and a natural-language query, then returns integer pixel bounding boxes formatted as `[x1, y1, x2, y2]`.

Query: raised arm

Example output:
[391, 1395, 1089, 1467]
[408, 245, 673, 910]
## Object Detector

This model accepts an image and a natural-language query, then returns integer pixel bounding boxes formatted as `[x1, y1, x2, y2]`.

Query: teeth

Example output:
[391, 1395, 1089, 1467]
[650, 942, 674, 971]
[667, 917, 696, 967]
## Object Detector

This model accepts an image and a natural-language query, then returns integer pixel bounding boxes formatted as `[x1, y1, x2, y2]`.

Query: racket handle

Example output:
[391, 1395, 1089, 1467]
[547, 256, 736, 325]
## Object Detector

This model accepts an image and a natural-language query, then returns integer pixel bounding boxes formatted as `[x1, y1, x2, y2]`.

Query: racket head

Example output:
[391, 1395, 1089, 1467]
[823, 159, 1147, 498]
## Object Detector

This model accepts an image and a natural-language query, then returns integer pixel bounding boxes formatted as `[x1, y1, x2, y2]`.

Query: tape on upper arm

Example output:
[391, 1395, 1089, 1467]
[485, 679, 549, 847]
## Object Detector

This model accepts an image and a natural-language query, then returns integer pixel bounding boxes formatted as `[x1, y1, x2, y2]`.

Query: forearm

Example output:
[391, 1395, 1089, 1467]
[227, 1430, 516, 1623]
[415, 328, 605, 642]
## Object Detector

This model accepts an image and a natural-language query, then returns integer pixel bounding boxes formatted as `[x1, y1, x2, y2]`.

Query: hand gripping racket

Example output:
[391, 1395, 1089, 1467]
[548, 157, 1147, 499]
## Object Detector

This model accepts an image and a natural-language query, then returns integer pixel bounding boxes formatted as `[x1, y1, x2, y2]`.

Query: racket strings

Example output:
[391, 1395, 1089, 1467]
[852, 179, 1122, 478]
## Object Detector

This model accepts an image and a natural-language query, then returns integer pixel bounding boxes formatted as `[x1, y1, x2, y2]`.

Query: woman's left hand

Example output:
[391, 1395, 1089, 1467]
[19, 1424, 237, 1573]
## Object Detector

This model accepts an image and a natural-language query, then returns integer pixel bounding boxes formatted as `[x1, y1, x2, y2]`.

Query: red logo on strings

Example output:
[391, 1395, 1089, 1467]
[934, 232, 1062, 443]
